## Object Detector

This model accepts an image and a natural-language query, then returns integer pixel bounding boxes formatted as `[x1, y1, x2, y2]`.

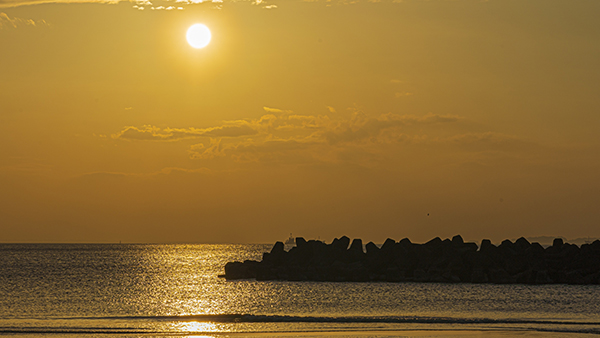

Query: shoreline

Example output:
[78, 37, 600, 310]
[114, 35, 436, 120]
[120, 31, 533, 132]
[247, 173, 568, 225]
[158, 329, 595, 337]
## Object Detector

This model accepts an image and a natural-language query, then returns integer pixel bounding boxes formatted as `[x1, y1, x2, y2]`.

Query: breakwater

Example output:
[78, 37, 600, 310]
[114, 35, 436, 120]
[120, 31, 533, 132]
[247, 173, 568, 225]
[223, 235, 600, 284]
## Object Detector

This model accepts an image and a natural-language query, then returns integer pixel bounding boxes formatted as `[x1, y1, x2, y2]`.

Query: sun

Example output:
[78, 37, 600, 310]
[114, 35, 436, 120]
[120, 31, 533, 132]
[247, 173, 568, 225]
[186, 24, 211, 49]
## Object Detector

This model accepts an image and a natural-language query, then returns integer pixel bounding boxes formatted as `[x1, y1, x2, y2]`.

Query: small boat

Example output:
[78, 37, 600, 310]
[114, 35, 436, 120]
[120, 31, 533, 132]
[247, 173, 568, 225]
[284, 233, 295, 245]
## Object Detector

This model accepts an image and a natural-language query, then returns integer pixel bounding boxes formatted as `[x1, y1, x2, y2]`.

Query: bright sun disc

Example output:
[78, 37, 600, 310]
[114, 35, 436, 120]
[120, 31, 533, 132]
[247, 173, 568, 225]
[186, 24, 211, 49]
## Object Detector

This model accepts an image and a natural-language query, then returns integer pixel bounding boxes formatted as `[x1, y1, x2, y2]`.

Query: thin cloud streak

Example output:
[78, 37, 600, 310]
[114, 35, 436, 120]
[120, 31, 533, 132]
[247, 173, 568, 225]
[0, 12, 48, 26]
[77, 167, 214, 180]
[1, 0, 275, 9]
[0, 0, 115, 7]
[112, 123, 258, 141]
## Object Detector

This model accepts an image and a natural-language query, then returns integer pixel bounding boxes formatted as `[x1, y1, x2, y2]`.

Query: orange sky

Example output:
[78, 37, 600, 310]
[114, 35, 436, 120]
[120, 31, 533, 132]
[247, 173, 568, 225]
[1, 0, 599, 243]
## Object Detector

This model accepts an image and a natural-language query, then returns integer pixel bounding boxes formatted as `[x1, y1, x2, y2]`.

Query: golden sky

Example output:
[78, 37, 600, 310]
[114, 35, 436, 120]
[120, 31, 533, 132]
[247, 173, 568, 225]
[1, 0, 599, 243]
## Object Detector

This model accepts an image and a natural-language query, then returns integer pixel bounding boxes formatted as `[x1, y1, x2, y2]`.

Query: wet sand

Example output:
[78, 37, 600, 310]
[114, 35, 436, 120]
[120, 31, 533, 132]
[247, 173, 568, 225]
[187, 330, 591, 337]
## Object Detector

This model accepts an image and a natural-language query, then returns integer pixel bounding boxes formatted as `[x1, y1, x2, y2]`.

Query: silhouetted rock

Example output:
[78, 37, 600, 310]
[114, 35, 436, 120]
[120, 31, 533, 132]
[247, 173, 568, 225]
[488, 268, 513, 284]
[398, 237, 412, 247]
[553, 238, 564, 248]
[381, 238, 396, 251]
[471, 268, 488, 283]
[296, 237, 307, 248]
[345, 239, 363, 263]
[480, 239, 495, 253]
[535, 270, 552, 284]
[221, 235, 600, 285]
[452, 235, 464, 246]
[348, 238, 363, 254]
[271, 241, 285, 254]
[500, 239, 514, 249]
[225, 261, 254, 280]
[425, 237, 443, 247]
[515, 237, 531, 254]
[365, 241, 379, 255]
[332, 236, 350, 252]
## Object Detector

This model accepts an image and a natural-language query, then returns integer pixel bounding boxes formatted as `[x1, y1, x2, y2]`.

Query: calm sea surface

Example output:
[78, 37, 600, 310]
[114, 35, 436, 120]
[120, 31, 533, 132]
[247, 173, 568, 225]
[1, 244, 599, 337]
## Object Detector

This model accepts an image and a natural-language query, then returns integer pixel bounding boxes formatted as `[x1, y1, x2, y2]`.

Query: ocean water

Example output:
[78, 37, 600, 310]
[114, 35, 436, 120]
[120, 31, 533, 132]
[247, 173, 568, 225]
[1, 244, 599, 337]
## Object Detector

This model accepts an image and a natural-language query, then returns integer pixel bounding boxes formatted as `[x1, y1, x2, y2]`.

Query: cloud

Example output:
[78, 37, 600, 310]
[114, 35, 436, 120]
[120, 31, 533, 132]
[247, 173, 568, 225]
[120, 111, 457, 165]
[112, 125, 177, 141]
[0, 0, 412, 9]
[189, 138, 226, 159]
[321, 112, 461, 145]
[110, 111, 464, 166]
[109, 111, 536, 170]
[322, 117, 399, 145]
[195, 123, 258, 137]
[222, 134, 329, 164]
[76, 166, 213, 180]
[150, 5, 181, 9]
[272, 115, 331, 131]
[445, 132, 536, 152]
[0, 0, 190, 9]
[0, 0, 115, 8]
[263, 106, 293, 114]
[112, 123, 258, 141]
[0, 12, 48, 27]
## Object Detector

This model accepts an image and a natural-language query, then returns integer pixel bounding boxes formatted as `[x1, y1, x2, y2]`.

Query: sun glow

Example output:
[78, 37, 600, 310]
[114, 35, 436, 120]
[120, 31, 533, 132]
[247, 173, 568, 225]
[186, 24, 211, 49]
[168, 321, 220, 334]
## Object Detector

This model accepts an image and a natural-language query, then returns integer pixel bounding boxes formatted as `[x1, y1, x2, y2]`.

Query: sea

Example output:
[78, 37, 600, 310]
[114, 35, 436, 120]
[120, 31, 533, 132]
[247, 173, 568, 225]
[1, 244, 599, 337]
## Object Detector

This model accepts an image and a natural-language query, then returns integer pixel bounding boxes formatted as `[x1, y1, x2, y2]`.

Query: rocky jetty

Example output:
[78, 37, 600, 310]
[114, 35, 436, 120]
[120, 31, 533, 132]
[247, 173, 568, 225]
[223, 236, 600, 284]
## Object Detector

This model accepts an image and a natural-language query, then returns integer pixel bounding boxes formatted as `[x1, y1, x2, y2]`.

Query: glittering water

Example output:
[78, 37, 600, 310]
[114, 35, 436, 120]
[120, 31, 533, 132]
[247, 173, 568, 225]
[1, 244, 599, 337]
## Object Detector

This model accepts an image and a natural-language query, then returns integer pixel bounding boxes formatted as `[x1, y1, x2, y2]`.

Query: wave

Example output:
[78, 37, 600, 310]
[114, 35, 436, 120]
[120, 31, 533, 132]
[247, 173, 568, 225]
[2, 314, 600, 335]
[46, 314, 600, 326]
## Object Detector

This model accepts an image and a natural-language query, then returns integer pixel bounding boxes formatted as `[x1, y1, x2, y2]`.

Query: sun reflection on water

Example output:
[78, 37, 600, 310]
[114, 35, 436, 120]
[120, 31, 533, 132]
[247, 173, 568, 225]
[2, 244, 600, 335]
[168, 320, 220, 333]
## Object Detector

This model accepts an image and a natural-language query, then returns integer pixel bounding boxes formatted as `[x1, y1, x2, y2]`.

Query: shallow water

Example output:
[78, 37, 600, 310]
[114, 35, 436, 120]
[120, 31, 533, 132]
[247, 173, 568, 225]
[1, 244, 599, 336]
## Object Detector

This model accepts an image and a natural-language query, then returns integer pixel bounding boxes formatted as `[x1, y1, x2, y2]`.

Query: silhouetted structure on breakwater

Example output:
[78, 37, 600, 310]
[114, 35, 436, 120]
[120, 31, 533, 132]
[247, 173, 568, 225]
[223, 235, 600, 284]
